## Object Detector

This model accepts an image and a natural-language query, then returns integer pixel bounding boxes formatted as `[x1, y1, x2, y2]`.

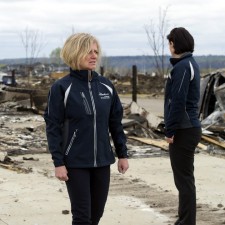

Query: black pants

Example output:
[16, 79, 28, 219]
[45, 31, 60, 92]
[169, 127, 201, 225]
[66, 166, 110, 225]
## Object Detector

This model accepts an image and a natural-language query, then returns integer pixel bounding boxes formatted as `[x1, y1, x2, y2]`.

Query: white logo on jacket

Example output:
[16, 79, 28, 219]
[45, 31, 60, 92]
[99, 92, 110, 99]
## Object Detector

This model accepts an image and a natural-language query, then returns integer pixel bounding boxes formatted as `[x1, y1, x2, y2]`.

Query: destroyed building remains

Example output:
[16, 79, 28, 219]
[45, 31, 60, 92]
[1, 70, 225, 171]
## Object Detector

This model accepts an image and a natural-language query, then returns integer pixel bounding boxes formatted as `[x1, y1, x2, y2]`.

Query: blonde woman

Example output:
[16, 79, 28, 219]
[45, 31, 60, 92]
[44, 33, 129, 225]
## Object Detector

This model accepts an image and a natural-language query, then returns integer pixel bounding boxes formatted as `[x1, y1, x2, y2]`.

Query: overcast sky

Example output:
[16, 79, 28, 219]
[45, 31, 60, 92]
[0, 0, 225, 59]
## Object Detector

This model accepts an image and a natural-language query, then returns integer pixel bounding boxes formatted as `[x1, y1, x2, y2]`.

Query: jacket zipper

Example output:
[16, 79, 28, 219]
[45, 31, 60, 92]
[80, 92, 92, 114]
[65, 129, 78, 156]
[88, 71, 97, 167]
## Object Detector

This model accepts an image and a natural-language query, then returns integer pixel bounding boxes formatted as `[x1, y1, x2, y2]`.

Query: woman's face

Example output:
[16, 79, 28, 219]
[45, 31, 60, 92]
[169, 41, 175, 56]
[79, 42, 99, 70]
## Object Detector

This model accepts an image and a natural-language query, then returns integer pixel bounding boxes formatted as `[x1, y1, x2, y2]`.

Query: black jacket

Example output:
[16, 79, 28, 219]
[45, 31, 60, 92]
[164, 53, 201, 138]
[44, 69, 128, 168]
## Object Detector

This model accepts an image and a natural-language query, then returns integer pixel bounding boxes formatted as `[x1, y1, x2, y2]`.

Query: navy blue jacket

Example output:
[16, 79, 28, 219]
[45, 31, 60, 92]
[44, 69, 128, 168]
[164, 53, 201, 138]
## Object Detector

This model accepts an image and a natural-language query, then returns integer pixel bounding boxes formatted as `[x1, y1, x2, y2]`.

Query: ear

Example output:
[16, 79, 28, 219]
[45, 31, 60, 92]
[169, 41, 174, 47]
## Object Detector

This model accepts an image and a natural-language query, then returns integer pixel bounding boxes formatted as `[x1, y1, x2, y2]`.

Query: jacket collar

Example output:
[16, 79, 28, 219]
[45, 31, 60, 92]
[170, 52, 192, 66]
[70, 69, 98, 81]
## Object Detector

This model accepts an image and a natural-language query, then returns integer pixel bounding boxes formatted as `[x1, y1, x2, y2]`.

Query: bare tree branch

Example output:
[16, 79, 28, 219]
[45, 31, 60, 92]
[19, 27, 46, 78]
[145, 6, 170, 77]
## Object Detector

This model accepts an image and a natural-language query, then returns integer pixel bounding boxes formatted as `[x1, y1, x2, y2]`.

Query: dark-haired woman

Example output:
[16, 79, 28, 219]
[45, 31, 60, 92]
[164, 27, 202, 225]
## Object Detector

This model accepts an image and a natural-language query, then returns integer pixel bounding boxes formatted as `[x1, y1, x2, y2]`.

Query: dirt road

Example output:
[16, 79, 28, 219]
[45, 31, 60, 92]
[1, 153, 224, 225]
[0, 96, 225, 225]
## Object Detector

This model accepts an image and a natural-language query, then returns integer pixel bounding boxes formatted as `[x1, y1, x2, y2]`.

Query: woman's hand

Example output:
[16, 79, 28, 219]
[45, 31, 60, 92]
[118, 158, 129, 174]
[55, 166, 69, 181]
[165, 136, 174, 144]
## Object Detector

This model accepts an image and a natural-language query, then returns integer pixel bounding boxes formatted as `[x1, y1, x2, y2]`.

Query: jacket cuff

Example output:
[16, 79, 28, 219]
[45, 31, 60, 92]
[117, 152, 128, 158]
[165, 129, 175, 138]
[53, 161, 65, 167]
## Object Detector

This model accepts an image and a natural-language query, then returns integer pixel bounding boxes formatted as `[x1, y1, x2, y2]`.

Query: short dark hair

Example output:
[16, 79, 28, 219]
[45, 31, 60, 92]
[167, 27, 194, 54]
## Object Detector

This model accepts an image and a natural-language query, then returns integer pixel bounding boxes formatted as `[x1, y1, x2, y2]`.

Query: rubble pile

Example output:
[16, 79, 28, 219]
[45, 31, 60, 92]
[111, 74, 165, 95]
[1, 76, 55, 114]
[0, 103, 48, 171]
[121, 101, 168, 158]
[1, 71, 225, 172]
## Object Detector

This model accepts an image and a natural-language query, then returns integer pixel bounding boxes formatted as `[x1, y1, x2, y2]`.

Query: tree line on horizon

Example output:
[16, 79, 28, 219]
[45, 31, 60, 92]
[0, 55, 224, 75]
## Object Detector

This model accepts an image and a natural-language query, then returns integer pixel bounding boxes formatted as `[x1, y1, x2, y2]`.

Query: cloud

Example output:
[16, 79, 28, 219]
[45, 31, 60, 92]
[0, 0, 225, 59]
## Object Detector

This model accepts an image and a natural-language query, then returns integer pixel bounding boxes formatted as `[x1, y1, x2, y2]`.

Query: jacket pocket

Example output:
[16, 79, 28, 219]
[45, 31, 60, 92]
[65, 129, 78, 156]
[80, 92, 92, 115]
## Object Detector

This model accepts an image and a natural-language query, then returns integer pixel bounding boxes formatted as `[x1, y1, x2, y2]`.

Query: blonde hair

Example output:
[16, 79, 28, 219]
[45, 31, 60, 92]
[60, 33, 101, 70]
